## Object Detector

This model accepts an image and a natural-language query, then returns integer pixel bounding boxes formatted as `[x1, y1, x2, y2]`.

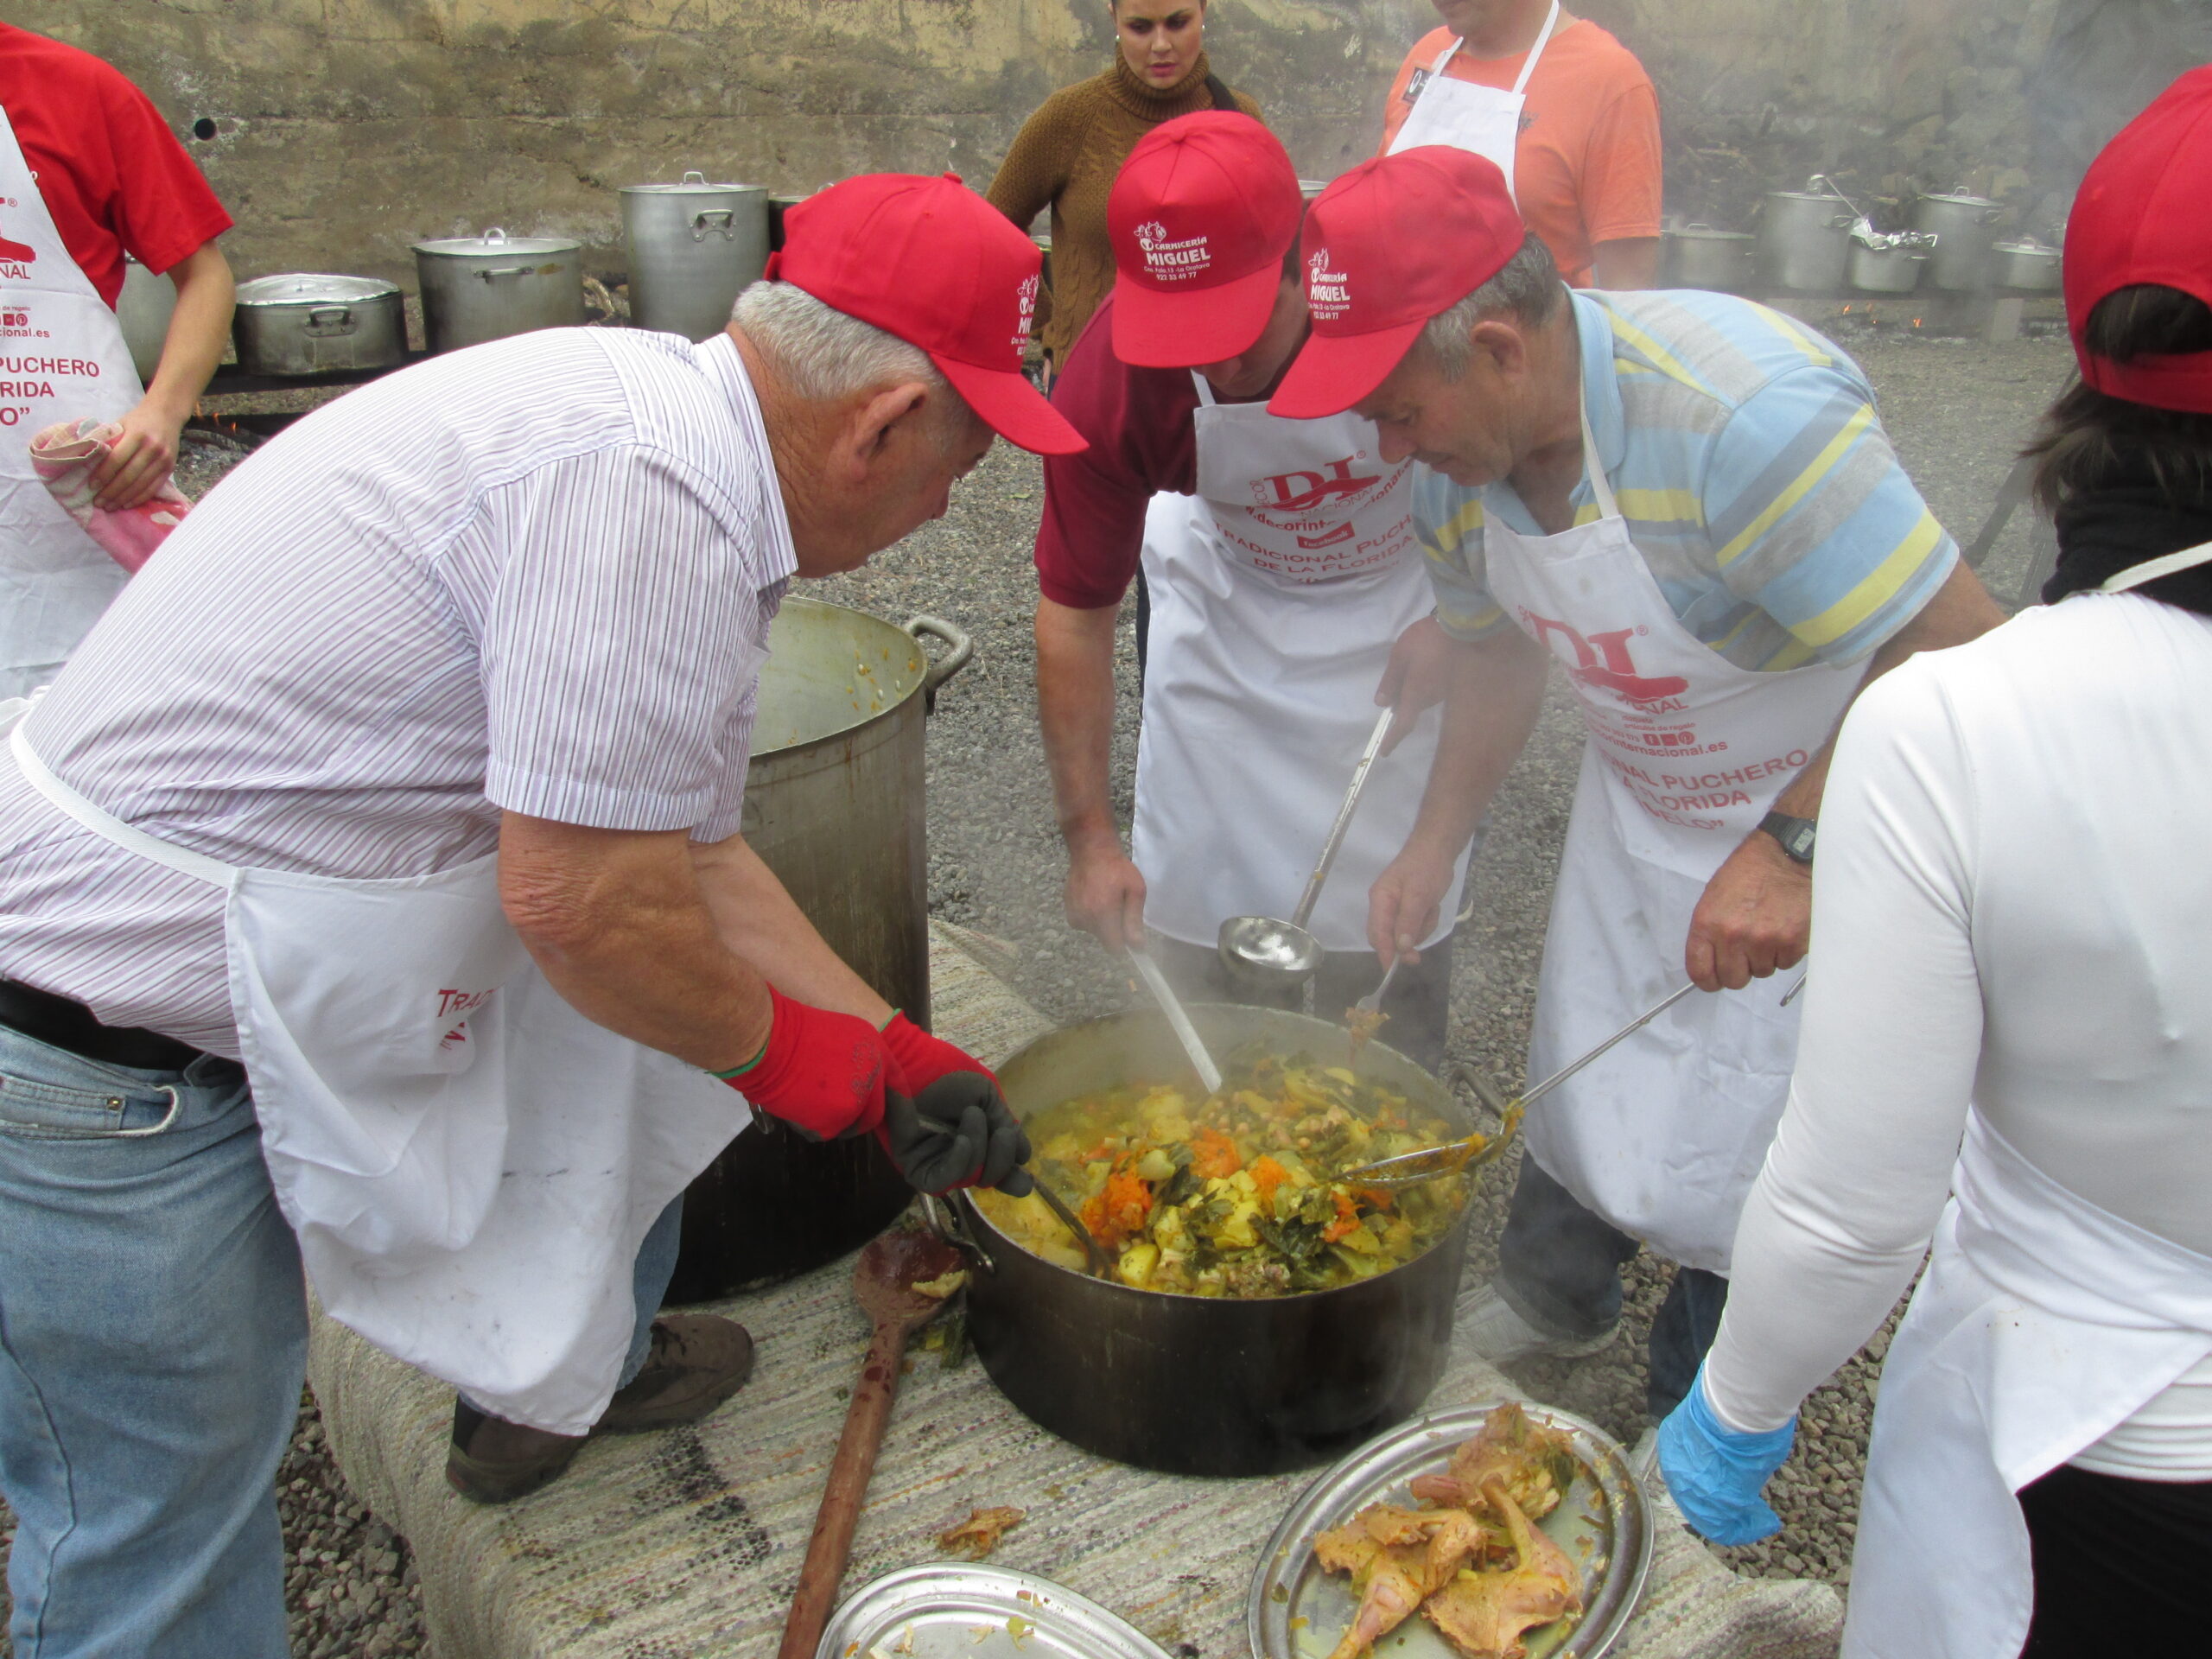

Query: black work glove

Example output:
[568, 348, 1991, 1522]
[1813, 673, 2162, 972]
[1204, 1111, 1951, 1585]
[877, 1071, 1034, 1198]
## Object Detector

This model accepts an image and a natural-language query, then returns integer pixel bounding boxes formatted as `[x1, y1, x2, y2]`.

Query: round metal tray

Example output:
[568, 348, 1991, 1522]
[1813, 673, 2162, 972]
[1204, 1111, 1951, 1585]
[819, 1563, 1173, 1659]
[1248, 1402, 1653, 1659]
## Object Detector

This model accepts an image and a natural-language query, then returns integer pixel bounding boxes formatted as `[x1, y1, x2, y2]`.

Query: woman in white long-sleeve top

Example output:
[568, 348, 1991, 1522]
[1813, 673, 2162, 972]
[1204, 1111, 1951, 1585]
[1653, 66, 2212, 1659]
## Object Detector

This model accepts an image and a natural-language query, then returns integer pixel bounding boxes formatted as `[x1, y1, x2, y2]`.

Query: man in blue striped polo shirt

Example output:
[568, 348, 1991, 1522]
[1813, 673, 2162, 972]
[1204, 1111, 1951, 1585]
[1270, 146, 2006, 1433]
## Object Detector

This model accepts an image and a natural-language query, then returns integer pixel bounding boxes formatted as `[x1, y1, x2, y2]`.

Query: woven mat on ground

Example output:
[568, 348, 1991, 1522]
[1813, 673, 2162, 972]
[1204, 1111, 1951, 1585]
[309, 921, 1841, 1659]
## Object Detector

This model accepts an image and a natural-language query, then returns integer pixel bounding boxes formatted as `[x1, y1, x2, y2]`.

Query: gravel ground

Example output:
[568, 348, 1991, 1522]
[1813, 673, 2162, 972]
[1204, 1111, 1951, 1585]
[0, 323, 2070, 1652]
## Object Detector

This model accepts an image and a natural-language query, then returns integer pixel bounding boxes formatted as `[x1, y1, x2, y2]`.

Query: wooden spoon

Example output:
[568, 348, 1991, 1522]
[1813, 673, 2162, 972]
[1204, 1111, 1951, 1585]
[778, 1225, 969, 1659]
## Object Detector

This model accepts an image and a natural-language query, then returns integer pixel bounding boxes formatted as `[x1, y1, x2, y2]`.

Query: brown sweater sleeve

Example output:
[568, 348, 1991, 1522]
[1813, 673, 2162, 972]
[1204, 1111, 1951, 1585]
[987, 92, 1081, 232]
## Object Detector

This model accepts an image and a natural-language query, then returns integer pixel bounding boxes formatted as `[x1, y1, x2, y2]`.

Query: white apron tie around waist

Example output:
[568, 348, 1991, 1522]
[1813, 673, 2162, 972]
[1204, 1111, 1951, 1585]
[1481, 397, 1864, 1270]
[0, 105, 137, 694]
[1131, 377, 1467, 951]
[1385, 0, 1560, 197]
[2, 711, 750, 1435]
[1846, 1113, 2212, 1659]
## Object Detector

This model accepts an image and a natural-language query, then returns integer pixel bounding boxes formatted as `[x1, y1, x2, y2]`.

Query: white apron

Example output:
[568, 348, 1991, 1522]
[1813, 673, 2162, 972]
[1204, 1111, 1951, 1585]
[1385, 0, 1560, 197]
[0, 105, 137, 696]
[3, 712, 751, 1436]
[1132, 378, 1466, 951]
[1484, 405, 1863, 1270]
[1846, 1115, 2212, 1659]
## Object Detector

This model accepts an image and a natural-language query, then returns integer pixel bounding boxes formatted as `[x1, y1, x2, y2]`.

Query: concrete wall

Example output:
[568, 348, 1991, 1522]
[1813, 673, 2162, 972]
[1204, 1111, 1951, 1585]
[18, 0, 2210, 284]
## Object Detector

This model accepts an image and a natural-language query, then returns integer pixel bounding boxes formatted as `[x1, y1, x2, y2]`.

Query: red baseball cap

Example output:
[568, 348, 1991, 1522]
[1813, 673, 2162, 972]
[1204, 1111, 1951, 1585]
[1268, 147, 1527, 420]
[764, 174, 1085, 454]
[2066, 65, 2212, 415]
[1107, 112, 1305, 368]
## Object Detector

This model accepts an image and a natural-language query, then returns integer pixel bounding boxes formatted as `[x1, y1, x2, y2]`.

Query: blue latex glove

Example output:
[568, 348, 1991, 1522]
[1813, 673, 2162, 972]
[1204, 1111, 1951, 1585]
[1655, 1364, 1796, 1546]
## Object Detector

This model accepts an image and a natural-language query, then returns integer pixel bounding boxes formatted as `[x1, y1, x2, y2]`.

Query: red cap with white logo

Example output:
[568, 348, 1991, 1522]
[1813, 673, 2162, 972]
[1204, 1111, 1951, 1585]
[1268, 147, 1528, 420]
[1107, 112, 1305, 368]
[764, 173, 1085, 454]
[2065, 65, 2212, 415]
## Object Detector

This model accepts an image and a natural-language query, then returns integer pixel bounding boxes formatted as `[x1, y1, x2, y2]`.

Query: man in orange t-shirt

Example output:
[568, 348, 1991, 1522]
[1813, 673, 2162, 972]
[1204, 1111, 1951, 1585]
[1378, 0, 1661, 289]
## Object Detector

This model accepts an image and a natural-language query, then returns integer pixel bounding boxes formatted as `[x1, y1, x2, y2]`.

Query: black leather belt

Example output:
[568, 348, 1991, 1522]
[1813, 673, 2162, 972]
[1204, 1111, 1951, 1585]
[0, 979, 204, 1072]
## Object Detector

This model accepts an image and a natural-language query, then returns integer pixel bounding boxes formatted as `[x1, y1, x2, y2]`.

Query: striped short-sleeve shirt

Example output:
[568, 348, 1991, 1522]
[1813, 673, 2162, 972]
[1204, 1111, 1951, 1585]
[0, 327, 795, 1057]
[1417, 289, 1956, 671]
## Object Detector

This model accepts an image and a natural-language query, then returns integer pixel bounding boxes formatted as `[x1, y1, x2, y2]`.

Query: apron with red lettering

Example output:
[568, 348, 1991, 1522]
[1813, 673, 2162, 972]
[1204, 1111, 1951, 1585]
[0, 104, 137, 696]
[1132, 379, 1468, 951]
[1484, 401, 1863, 1271]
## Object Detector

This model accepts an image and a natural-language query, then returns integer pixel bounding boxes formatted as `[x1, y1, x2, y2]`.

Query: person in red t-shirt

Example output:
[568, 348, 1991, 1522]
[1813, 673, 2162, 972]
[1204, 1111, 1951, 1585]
[0, 23, 233, 692]
[1377, 0, 1660, 289]
[1033, 112, 1538, 1068]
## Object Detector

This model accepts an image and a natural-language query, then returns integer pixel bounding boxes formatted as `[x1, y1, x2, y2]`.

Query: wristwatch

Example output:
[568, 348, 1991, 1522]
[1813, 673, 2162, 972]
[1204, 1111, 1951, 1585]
[1758, 810, 1817, 867]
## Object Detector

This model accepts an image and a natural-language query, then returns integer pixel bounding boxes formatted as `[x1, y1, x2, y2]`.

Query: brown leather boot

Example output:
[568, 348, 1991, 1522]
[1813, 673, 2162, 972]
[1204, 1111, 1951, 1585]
[444, 1316, 756, 1503]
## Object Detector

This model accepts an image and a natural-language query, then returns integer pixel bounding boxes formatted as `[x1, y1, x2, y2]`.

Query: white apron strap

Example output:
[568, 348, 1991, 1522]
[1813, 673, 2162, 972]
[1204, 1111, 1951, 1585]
[1430, 0, 1560, 93]
[1577, 398, 1623, 523]
[7, 721, 232, 889]
[1510, 0, 1561, 95]
[1189, 370, 1217, 409]
[2098, 538, 2212, 593]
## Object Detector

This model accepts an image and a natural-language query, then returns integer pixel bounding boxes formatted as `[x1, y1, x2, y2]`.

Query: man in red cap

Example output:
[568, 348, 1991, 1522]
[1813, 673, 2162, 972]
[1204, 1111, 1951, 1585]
[1032, 111, 1508, 1062]
[1270, 145, 2005, 1437]
[0, 173, 1072, 1654]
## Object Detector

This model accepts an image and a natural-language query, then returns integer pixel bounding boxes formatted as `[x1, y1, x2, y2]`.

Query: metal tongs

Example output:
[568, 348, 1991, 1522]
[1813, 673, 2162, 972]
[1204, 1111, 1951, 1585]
[1343, 982, 1700, 1187]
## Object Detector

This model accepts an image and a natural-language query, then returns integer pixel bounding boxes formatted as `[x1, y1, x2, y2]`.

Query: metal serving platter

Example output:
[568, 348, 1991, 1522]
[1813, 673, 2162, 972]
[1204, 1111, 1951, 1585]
[820, 1564, 1173, 1659]
[1248, 1403, 1652, 1659]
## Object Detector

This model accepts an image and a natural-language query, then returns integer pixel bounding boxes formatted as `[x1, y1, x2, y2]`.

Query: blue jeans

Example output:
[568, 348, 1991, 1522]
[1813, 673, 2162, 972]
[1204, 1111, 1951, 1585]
[1495, 1155, 1728, 1422]
[0, 1023, 684, 1658]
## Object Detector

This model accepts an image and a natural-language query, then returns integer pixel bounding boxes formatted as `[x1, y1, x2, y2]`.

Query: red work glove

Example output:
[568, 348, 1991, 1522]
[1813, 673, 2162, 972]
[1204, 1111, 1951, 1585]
[715, 985, 890, 1141]
[875, 1014, 1033, 1196]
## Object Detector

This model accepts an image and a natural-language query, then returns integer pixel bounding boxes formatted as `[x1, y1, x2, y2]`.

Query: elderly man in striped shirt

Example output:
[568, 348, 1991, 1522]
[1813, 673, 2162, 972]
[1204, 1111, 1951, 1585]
[1268, 148, 2006, 1446]
[0, 175, 1083, 1658]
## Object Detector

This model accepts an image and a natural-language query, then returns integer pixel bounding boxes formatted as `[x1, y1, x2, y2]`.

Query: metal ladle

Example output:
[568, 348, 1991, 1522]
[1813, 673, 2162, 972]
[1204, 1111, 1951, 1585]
[1126, 945, 1224, 1096]
[1217, 705, 1396, 996]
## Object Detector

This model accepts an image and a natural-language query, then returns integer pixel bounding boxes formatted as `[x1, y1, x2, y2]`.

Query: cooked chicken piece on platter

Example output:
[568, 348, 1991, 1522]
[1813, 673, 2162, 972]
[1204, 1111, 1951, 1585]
[1313, 1504, 1487, 1659]
[1407, 1402, 1577, 1522]
[1420, 1478, 1582, 1659]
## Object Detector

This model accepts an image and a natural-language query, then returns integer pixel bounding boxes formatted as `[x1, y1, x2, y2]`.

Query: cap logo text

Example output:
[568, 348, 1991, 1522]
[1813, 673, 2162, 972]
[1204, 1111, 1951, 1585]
[1014, 272, 1040, 348]
[1307, 248, 1351, 321]
[1134, 219, 1211, 283]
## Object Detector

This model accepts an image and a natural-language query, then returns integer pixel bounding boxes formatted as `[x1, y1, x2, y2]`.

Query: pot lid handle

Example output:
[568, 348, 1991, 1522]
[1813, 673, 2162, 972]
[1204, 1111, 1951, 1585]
[682, 169, 708, 185]
[483, 226, 508, 245]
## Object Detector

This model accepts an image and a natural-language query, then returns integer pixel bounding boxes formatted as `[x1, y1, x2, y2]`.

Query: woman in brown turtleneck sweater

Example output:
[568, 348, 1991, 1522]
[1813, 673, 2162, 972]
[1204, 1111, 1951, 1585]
[988, 2, 1262, 380]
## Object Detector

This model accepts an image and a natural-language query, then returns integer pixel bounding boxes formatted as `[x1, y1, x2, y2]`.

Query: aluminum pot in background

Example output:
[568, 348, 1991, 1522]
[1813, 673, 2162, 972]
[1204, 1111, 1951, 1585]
[664, 598, 975, 1302]
[1662, 224, 1756, 292]
[939, 1007, 1508, 1476]
[232, 275, 407, 376]
[411, 226, 585, 353]
[621, 171, 769, 341]
[1991, 238, 2063, 292]
[1757, 187, 1856, 291]
[1912, 189, 2005, 291]
[1848, 233, 1934, 296]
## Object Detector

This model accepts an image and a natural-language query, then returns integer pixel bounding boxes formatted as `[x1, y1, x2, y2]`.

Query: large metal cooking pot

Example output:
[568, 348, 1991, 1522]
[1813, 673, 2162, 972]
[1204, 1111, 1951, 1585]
[1848, 232, 1934, 296]
[1757, 185, 1856, 292]
[940, 1006, 1511, 1476]
[232, 275, 407, 376]
[664, 598, 975, 1303]
[622, 171, 770, 342]
[116, 255, 174, 385]
[1912, 189, 2005, 291]
[1991, 238, 2063, 292]
[411, 226, 586, 353]
[1662, 224, 1756, 293]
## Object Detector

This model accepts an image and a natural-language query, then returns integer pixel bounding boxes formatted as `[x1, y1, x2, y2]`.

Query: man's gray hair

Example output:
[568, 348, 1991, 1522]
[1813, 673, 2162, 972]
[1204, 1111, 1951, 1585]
[730, 281, 978, 447]
[1414, 235, 1567, 383]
